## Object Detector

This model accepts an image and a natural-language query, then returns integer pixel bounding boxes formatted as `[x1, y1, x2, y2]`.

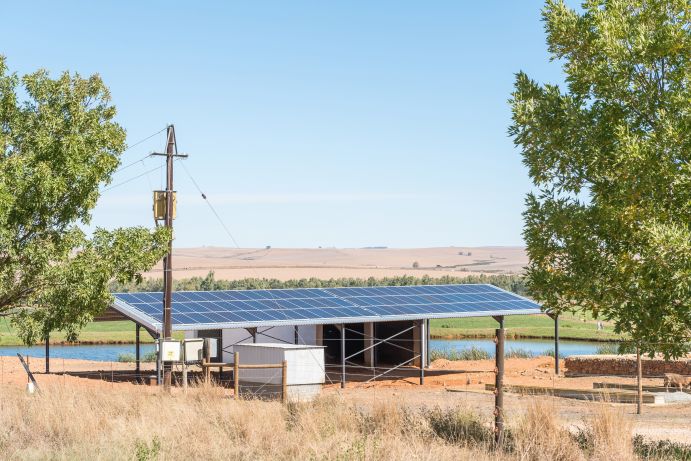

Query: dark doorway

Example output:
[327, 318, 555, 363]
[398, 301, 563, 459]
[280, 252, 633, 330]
[323, 323, 365, 364]
[374, 321, 415, 366]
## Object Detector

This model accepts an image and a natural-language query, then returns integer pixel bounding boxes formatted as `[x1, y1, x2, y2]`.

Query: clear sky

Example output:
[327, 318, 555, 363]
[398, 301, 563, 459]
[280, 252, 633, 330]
[1, 1, 572, 248]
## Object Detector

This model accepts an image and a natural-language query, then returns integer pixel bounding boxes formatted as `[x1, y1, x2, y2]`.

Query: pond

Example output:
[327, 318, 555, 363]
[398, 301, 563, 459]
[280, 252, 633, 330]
[431, 338, 609, 358]
[0, 338, 609, 362]
[0, 344, 155, 362]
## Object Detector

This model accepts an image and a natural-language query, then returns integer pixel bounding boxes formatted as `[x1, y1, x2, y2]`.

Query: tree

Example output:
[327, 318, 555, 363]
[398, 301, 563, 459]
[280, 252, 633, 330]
[509, 0, 691, 358]
[0, 57, 170, 344]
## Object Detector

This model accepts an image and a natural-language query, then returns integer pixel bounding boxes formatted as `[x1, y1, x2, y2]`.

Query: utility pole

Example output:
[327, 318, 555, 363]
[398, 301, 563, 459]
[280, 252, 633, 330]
[152, 125, 188, 391]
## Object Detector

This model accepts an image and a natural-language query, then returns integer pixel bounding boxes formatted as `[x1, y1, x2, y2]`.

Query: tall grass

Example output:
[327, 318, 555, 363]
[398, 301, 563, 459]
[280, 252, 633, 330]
[0, 383, 676, 460]
[118, 351, 157, 363]
[430, 346, 491, 361]
[595, 343, 620, 355]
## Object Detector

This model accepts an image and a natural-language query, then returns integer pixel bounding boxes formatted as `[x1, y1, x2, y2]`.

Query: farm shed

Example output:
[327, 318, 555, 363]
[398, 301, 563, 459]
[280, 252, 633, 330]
[95, 284, 550, 386]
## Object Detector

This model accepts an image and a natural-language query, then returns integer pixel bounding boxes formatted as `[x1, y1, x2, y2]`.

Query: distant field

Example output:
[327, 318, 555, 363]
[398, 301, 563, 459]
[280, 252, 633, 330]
[0, 314, 621, 347]
[142, 246, 529, 280]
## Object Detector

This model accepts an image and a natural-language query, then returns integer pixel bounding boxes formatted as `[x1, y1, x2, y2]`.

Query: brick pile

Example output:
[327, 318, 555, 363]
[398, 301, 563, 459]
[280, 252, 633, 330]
[565, 354, 691, 377]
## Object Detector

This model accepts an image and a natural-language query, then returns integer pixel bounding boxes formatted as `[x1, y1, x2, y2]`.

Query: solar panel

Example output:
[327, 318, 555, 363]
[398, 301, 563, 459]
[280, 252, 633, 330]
[111, 284, 541, 331]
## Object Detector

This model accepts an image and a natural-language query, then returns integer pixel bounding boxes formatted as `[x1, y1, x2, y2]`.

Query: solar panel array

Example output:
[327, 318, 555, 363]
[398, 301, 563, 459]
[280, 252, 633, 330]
[113, 284, 541, 330]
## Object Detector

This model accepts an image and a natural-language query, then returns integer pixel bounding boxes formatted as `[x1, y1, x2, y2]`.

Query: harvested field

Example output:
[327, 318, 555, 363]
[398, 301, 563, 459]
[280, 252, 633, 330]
[142, 246, 528, 280]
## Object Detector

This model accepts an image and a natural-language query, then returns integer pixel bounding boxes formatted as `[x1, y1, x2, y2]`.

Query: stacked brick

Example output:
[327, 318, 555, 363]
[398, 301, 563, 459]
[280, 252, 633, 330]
[564, 354, 691, 377]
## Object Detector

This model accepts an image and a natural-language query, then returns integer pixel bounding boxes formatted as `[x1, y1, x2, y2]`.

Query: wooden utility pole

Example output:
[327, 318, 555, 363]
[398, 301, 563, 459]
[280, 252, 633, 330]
[152, 125, 187, 391]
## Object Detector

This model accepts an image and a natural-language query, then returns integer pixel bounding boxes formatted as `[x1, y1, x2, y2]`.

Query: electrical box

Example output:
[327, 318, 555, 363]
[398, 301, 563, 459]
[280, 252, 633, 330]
[203, 338, 218, 359]
[153, 190, 177, 220]
[161, 340, 181, 362]
[183, 338, 204, 363]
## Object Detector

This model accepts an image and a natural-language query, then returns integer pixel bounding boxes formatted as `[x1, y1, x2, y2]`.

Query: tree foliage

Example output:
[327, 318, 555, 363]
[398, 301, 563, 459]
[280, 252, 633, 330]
[110, 271, 528, 296]
[510, 0, 691, 358]
[0, 57, 170, 344]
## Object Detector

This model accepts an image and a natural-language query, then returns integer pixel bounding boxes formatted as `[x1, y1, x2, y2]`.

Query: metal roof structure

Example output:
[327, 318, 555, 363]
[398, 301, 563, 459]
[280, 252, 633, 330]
[110, 284, 541, 333]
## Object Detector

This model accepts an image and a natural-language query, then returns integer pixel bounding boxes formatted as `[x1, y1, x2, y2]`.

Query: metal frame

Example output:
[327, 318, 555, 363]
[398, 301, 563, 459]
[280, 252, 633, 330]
[329, 322, 429, 387]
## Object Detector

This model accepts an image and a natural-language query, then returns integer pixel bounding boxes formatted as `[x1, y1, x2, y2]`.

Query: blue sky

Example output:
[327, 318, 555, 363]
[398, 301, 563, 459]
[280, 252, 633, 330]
[1, 1, 570, 248]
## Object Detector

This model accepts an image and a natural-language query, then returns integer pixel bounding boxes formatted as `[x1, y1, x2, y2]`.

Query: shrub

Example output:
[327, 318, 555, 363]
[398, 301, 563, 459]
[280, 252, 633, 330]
[423, 406, 492, 447]
[632, 435, 691, 461]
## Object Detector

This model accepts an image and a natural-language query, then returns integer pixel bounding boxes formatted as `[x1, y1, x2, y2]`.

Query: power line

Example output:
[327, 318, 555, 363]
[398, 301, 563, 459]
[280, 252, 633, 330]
[122, 127, 167, 153]
[112, 127, 168, 174]
[179, 161, 241, 248]
[103, 164, 163, 192]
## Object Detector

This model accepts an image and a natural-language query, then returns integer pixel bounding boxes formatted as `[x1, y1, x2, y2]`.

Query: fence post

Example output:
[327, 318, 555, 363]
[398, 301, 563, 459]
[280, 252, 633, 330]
[233, 352, 240, 400]
[204, 339, 211, 385]
[282, 359, 288, 404]
[636, 347, 643, 415]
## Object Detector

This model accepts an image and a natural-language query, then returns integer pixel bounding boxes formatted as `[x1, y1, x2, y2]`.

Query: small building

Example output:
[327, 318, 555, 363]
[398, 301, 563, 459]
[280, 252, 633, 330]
[234, 343, 325, 401]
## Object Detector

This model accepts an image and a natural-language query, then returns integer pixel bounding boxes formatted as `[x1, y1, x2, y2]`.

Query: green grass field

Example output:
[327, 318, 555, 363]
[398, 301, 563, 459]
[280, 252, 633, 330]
[0, 312, 622, 346]
[0, 319, 184, 346]
[430, 313, 623, 342]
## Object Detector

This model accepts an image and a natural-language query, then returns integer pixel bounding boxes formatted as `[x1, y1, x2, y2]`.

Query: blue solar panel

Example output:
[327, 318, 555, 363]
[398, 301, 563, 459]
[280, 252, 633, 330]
[112, 284, 541, 329]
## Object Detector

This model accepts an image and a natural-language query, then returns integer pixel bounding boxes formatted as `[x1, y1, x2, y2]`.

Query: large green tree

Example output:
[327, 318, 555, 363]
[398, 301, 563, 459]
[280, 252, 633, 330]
[0, 57, 169, 344]
[510, 0, 690, 358]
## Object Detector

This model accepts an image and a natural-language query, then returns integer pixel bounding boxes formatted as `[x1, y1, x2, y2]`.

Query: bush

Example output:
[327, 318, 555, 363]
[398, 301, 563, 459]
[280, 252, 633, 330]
[632, 435, 691, 461]
[423, 406, 493, 447]
[117, 353, 135, 363]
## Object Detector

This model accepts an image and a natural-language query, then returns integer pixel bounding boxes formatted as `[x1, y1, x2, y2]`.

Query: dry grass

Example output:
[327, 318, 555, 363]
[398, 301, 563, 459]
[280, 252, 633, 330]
[0, 383, 644, 461]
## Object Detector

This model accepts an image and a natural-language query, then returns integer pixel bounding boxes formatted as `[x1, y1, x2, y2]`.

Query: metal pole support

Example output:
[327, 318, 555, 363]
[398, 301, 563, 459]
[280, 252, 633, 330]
[135, 324, 141, 378]
[494, 317, 505, 446]
[45, 334, 50, 374]
[341, 324, 346, 389]
[554, 314, 560, 375]
[420, 320, 426, 385]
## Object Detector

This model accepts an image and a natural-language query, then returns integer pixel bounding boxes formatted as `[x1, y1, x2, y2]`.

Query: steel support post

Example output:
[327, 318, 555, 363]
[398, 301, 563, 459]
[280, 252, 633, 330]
[420, 320, 426, 385]
[294, 325, 299, 345]
[135, 324, 141, 377]
[45, 334, 50, 374]
[554, 314, 560, 375]
[426, 319, 431, 367]
[340, 324, 346, 389]
[494, 316, 505, 446]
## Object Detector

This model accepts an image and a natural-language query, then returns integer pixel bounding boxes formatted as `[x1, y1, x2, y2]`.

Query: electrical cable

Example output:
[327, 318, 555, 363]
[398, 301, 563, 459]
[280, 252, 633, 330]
[122, 127, 167, 154]
[179, 161, 241, 248]
[103, 164, 166, 192]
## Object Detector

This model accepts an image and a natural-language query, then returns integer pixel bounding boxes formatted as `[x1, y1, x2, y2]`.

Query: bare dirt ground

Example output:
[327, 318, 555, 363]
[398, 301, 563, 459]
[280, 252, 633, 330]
[3, 355, 688, 443]
[142, 246, 528, 280]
